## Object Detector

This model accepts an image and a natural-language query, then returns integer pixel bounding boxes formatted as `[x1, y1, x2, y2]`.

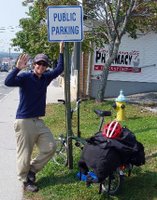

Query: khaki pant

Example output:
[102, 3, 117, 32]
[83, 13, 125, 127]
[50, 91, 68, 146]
[14, 118, 56, 182]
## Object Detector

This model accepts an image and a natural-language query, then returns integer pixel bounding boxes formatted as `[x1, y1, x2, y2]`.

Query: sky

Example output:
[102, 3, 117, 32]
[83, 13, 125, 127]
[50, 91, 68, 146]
[0, 0, 28, 53]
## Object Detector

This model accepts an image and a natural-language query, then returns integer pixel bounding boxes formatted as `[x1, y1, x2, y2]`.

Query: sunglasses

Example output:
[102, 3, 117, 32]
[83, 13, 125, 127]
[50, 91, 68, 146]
[36, 61, 48, 67]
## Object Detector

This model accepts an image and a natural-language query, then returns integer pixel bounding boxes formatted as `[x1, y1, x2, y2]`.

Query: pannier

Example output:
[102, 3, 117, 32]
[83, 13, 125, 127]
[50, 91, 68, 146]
[78, 127, 145, 183]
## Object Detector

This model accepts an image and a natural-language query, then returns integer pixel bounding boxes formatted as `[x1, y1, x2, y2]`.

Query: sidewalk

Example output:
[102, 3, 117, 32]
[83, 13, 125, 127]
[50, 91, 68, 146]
[0, 88, 22, 200]
[0, 81, 64, 200]
[46, 79, 64, 103]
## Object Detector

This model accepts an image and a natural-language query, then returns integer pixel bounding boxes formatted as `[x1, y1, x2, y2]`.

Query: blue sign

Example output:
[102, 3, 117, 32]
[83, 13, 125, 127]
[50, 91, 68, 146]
[47, 5, 84, 42]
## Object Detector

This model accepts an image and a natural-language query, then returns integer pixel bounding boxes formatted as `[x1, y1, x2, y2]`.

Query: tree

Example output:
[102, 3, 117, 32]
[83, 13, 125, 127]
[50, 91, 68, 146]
[83, 0, 157, 102]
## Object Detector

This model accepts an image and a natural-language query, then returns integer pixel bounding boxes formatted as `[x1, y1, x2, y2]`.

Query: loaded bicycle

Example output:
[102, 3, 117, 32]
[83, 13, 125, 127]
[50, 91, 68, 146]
[52, 98, 145, 196]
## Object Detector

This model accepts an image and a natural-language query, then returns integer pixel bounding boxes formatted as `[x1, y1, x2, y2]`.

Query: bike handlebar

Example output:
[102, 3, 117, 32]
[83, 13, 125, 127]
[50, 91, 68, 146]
[58, 98, 88, 112]
[73, 98, 88, 112]
[58, 99, 65, 104]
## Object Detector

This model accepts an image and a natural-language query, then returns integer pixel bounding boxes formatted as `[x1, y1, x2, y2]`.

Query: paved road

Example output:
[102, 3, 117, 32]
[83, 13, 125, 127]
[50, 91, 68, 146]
[0, 72, 13, 101]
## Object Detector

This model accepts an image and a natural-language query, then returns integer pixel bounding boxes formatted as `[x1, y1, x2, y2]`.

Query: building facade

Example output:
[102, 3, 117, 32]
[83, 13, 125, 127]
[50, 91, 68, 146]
[70, 32, 157, 99]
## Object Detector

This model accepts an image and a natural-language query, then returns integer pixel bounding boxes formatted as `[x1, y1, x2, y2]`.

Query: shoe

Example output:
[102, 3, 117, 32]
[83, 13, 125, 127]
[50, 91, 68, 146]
[23, 180, 39, 192]
[86, 174, 98, 187]
[27, 170, 36, 182]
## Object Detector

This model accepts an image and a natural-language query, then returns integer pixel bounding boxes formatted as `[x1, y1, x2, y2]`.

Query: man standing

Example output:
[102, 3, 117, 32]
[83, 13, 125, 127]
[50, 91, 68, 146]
[5, 42, 64, 192]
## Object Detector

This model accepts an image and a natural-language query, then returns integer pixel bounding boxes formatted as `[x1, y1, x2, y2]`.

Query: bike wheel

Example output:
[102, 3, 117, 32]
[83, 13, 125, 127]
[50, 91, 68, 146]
[52, 138, 68, 166]
[101, 170, 123, 195]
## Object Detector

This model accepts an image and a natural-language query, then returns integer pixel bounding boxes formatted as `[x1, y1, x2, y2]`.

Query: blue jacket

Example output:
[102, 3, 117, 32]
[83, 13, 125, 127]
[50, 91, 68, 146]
[5, 53, 64, 119]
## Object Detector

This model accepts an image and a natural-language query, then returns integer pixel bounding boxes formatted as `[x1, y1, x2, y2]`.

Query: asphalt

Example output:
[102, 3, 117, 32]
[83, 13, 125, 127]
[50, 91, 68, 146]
[127, 92, 157, 112]
[107, 92, 157, 112]
[0, 80, 64, 200]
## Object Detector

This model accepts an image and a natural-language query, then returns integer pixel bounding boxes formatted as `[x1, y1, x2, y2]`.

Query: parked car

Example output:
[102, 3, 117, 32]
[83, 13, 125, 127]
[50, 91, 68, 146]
[0, 63, 9, 72]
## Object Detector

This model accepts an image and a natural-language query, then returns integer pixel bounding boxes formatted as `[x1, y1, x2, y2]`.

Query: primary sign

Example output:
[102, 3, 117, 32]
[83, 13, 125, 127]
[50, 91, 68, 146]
[47, 5, 83, 42]
[91, 48, 141, 79]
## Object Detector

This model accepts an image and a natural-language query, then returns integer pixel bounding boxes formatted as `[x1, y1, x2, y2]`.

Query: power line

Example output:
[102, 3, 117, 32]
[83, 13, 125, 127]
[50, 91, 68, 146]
[0, 26, 21, 33]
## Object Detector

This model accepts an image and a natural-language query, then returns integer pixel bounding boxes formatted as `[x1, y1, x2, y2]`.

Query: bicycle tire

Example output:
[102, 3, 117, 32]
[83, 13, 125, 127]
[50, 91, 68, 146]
[101, 170, 123, 195]
[52, 138, 68, 166]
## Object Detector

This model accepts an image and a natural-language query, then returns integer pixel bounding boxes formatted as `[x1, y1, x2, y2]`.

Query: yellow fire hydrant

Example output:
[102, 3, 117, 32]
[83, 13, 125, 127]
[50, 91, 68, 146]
[112, 90, 127, 122]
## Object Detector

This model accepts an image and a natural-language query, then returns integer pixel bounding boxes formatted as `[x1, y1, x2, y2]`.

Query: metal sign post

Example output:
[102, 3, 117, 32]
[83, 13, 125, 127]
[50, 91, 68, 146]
[64, 43, 73, 169]
[47, 5, 83, 169]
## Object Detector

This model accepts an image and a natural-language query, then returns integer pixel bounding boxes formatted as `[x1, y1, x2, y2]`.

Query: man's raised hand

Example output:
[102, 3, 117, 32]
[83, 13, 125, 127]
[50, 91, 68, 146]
[16, 54, 30, 70]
